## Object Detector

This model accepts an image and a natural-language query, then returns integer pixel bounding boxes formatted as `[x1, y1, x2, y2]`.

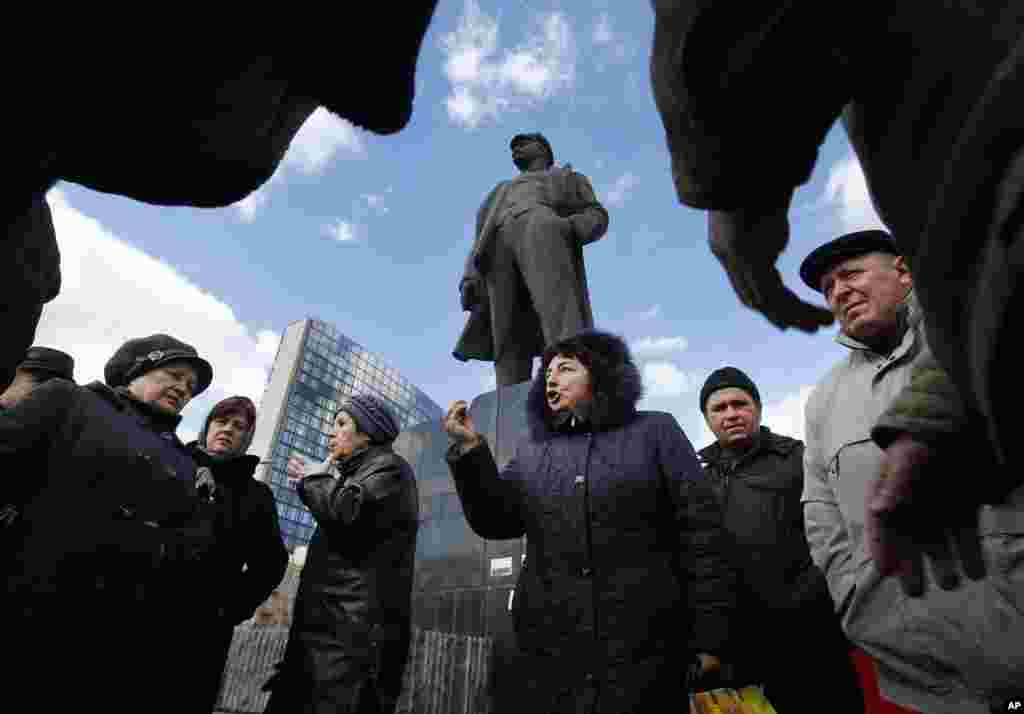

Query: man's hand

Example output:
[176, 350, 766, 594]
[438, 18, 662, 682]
[687, 653, 728, 692]
[708, 207, 833, 333]
[696, 653, 721, 677]
[866, 434, 986, 596]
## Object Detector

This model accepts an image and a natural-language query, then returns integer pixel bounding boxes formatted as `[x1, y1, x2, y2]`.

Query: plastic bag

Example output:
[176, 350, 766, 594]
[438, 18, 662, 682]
[690, 685, 778, 714]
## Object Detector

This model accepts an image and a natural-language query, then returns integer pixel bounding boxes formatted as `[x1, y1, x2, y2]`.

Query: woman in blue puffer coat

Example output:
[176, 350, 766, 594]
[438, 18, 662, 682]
[443, 329, 736, 713]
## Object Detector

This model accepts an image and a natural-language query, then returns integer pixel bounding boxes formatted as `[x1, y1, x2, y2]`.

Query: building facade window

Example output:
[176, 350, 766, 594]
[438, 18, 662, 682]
[262, 320, 442, 551]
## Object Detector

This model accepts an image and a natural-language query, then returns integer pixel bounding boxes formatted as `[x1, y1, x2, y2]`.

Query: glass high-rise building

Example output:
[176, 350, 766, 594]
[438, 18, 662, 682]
[250, 318, 442, 550]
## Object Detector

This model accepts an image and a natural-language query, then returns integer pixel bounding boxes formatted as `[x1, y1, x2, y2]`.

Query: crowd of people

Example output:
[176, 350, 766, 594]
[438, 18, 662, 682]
[441, 228, 1024, 714]
[10, 225, 1024, 713]
[0, 336, 417, 714]
[4, 5, 1024, 714]
[7, 233, 1022, 714]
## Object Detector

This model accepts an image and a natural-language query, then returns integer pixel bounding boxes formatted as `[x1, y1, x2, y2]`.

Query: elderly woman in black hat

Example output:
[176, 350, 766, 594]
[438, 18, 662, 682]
[0, 333, 218, 714]
[265, 393, 419, 714]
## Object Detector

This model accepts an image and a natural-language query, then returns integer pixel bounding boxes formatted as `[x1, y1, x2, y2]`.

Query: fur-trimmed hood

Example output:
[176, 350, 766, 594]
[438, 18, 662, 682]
[526, 330, 643, 440]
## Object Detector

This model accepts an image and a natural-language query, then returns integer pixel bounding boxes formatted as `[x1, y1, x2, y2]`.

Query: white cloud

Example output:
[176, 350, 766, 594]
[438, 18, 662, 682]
[642, 361, 699, 398]
[233, 181, 274, 223]
[481, 373, 497, 392]
[605, 171, 639, 207]
[231, 107, 365, 220]
[178, 425, 200, 445]
[823, 151, 885, 232]
[592, 12, 615, 45]
[38, 189, 281, 436]
[628, 304, 662, 321]
[361, 189, 392, 216]
[590, 12, 631, 69]
[441, 0, 576, 128]
[322, 219, 363, 243]
[631, 336, 688, 359]
[761, 385, 815, 442]
[284, 107, 365, 175]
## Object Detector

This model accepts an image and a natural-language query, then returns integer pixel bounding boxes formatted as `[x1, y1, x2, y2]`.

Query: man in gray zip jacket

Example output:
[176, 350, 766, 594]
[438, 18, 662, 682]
[800, 230, 1024, 713]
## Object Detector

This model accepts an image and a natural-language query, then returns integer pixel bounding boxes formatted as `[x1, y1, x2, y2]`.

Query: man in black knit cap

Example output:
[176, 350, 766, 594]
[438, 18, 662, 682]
[697, 367, 862, 713]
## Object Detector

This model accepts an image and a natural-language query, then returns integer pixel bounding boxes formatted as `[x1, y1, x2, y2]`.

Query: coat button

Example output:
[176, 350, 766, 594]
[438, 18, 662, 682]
[580, 567, 593, 577]
[574, 475, 584, 486]
[584, 673, 595, 683]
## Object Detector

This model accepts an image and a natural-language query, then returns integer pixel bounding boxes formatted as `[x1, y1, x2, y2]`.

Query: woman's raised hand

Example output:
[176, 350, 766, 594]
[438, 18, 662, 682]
[287, 454, 309, 485]
[442, 400, 482, 453]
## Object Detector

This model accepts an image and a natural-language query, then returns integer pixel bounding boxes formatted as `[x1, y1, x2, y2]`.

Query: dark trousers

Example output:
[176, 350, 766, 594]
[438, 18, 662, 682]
[762, 644, 864, 714]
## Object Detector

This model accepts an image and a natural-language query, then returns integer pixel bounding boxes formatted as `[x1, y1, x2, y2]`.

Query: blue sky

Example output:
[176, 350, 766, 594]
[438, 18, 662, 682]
[37, 1, 883, 448]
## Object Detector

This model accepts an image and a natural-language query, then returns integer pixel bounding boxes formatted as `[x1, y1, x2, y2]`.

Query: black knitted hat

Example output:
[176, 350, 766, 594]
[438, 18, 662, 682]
[337, 393, 400, 444]
[700, 367, 760, 412]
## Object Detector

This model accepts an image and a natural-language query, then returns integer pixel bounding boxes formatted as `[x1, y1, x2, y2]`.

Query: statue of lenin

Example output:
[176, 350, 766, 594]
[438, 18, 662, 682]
[453, 133, 609, 386]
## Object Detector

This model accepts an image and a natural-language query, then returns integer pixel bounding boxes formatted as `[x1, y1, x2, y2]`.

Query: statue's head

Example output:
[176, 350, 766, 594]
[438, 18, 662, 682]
[510, 133, 554, 170]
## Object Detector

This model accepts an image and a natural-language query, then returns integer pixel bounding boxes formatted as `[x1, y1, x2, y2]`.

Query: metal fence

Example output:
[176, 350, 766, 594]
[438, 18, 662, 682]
[215, 625, 493, 714]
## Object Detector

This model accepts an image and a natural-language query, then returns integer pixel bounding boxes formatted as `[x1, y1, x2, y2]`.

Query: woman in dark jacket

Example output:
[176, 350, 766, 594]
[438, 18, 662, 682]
[265, 393, 419, 714]
[1, 334, 216, 713]
[186, 395, 289, 713]
[442, 329, 736, 713]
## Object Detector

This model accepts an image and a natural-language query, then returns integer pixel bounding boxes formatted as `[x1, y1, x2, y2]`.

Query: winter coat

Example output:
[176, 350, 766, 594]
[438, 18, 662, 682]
[699, 428, 832, 618]
[649, 1, 1024, 497]
[698, 428, 861, 712]
[0, 379, 214, 713]
[803, 295, 1024, 712]
[184, 442, 288, 713]
[265, 443, 419, 714]
[186, 448, 287, 622]
[446, 335, 735, 713]
[454, 165, 609, 364]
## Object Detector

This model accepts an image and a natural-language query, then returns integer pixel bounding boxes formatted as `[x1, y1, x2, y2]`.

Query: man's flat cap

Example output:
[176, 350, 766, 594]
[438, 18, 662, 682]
[799, 229, 899, 292]
[20, 347, 75, 381]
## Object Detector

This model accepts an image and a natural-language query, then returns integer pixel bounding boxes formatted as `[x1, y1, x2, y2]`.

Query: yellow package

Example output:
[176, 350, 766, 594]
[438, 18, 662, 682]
[692, 691, 723, 714]
[737, 685, 779, 714]
[717, 689, 758, 714]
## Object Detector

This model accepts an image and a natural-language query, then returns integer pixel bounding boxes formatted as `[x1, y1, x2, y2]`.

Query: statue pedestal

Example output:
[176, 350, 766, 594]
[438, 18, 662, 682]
[391, 380, 533, 712]
[392, 379, 532, 638]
